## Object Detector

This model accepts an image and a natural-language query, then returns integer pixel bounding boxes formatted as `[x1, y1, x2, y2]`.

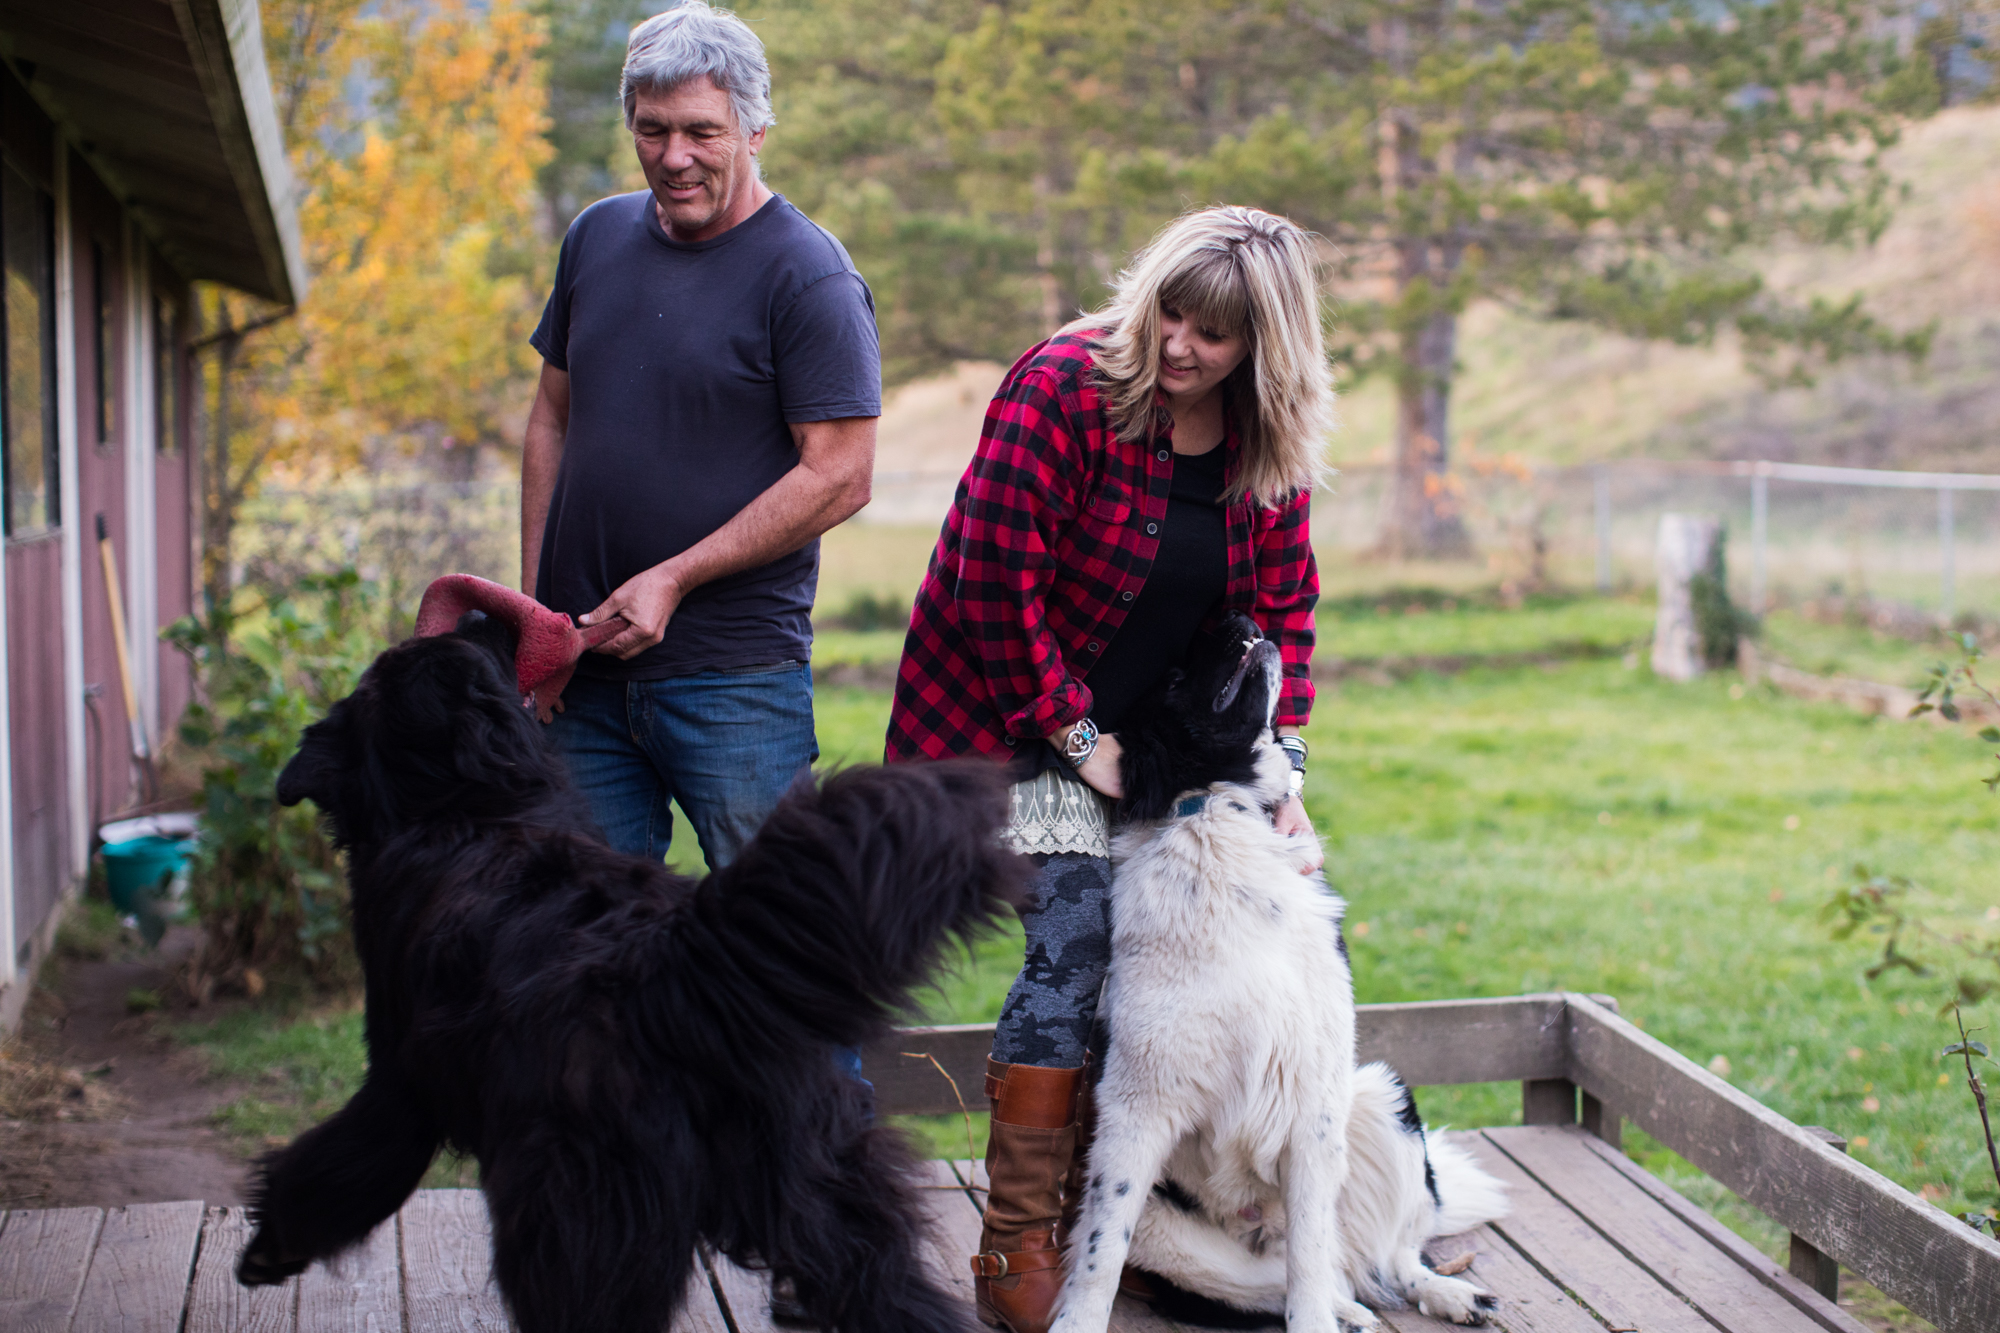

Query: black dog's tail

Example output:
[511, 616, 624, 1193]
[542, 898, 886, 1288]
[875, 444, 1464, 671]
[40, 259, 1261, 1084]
[676, 761, 1024, 1053]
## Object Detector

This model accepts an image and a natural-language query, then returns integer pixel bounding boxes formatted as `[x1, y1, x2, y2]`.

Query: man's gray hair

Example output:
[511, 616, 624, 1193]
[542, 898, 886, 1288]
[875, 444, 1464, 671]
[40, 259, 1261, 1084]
[621, 2, 774, 134]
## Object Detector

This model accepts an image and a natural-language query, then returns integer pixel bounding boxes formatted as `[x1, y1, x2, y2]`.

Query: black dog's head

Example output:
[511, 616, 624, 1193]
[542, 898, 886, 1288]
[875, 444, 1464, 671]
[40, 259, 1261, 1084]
[1115, 610, 1286, 821]
[278, 612, 564, 849]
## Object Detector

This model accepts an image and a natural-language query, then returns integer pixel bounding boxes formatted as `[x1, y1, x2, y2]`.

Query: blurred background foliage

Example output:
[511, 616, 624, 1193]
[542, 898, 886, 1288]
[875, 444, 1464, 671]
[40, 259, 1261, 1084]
[199, 0, 2000, 596]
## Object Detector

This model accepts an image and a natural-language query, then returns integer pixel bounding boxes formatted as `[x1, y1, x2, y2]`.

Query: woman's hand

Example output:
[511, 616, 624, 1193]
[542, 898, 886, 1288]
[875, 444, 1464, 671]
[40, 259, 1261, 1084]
[1273, 793, 1322, 871]
[1060, 728, 1124, 799]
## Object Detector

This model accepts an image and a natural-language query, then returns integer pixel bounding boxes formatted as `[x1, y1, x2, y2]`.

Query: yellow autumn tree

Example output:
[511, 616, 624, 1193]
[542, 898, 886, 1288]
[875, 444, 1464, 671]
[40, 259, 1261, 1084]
[203, 0, 552, 604]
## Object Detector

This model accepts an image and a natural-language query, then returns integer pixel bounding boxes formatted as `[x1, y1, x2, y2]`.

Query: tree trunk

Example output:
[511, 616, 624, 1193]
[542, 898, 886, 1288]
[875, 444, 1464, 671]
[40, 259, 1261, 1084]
[1368, 42, 1474, 562]
[1381, 303, 1473, 559]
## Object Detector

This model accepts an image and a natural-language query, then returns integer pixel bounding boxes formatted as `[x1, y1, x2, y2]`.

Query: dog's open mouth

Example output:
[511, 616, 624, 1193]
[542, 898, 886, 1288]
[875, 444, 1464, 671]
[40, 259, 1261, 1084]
[1213, 636, 1280, 713]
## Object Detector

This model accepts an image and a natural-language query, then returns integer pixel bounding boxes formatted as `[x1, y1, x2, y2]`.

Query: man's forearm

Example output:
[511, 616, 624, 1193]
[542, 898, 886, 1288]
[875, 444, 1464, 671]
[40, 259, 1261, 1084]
[654, 446, 871, 595]
[521, 454, 558, 598]
[520, 380, 569, 596]
[578, 416, 875, 656]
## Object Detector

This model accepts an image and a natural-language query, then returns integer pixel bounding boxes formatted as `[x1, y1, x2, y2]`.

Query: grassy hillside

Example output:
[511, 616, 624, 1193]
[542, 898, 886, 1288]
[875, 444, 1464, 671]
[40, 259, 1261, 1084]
[1332, 106, 2000, 472]
[862, 106, 2000, 488]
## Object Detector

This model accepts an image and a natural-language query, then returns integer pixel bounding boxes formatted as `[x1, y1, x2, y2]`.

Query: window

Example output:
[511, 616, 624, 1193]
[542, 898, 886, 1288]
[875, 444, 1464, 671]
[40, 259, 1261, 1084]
[155, 294, 179, 455]
[1, 160, 58, 537]
[93, 239, 116, 451]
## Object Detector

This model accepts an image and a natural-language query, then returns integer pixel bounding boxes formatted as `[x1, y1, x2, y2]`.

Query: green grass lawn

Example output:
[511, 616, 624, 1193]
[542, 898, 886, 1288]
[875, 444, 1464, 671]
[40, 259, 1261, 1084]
[808, 592, 1662, 671]
[178, 597, 2000, 1292]
[1756, 609, 1966, 688]
[1318, 591, 1655, 660]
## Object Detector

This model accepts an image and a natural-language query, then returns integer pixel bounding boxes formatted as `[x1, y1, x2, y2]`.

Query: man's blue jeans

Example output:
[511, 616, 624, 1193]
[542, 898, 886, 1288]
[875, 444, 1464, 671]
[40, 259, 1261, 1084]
[550, 664, 818, 869]
[549, 662, 869, 1099]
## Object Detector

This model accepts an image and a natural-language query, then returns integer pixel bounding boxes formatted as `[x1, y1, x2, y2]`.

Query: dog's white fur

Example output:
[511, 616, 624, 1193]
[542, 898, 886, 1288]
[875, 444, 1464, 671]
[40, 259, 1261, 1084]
[1052, 682, 1505, 1332]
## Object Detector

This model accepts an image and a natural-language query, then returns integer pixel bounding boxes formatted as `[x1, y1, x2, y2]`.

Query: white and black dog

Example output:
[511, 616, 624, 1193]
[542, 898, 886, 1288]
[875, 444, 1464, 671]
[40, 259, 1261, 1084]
[1052, 612, 1506, 1333]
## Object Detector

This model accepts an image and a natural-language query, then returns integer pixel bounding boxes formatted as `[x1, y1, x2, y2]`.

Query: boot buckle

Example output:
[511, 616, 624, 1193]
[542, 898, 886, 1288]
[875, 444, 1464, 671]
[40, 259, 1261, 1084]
[972, 1251, 1010, 1279]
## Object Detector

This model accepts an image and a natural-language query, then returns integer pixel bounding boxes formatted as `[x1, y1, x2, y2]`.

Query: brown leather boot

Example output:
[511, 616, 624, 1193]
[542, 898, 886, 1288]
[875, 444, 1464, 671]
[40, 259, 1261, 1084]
[973, 1059, 1083, 1333]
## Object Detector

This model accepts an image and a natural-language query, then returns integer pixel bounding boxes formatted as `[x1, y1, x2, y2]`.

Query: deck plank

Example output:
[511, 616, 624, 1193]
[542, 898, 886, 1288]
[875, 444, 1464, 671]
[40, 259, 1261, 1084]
[400, 1190, 510, 1333]
[186, 1207, 298, 1333]
[916, 1158, 983, 1307]
[297, 1218, 400, 1333]
[1378, 1222, 1604, 1333]
[0, 1205, 104, 1333]
[1566, 1129, 1875, 1333]
[1469, 1132, 1719, 1333]
[72, 1200, 204, 1333]
[704, 1250, 777, 1333]
[1485, 1125, 1868, 1333]
[705, 1163, 989, 1332]
[667, 1258, 733, 1333]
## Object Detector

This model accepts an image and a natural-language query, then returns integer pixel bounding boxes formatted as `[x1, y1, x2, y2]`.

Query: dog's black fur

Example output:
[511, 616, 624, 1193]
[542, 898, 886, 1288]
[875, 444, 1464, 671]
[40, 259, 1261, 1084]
[237, 613, 1023, 1333]
[1115, 609, 1282, 821]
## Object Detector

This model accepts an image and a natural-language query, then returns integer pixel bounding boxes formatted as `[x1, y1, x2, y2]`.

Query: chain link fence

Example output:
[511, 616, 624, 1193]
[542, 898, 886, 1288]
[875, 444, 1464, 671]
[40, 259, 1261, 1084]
[1302, 460, 2000, 624]
[238, 454, 2000, 640]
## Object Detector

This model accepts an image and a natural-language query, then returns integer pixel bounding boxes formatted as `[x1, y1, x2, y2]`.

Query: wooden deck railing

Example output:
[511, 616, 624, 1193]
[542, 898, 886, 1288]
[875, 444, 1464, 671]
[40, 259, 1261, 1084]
[862, 991, 2000, 1333]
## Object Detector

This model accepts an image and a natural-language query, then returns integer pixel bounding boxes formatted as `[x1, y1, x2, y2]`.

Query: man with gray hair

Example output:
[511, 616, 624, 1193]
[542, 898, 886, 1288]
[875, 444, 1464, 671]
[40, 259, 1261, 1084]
[522, 1, 880, 872]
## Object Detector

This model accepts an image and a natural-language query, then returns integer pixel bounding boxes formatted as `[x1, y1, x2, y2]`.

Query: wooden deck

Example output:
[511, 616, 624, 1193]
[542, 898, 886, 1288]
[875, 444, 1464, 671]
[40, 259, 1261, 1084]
[7, 993, 1996, 1331]
[0, 1126, 1866, 1332]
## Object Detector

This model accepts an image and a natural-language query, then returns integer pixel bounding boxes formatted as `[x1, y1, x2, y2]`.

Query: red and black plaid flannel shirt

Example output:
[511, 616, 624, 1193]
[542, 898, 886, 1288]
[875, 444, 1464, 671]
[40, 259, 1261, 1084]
[885, 332, 1318, 762]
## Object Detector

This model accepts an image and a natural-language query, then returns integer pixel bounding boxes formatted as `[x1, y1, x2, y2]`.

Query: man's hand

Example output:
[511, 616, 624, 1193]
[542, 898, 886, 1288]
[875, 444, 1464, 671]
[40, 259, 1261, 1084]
[582, 563, 688, 659]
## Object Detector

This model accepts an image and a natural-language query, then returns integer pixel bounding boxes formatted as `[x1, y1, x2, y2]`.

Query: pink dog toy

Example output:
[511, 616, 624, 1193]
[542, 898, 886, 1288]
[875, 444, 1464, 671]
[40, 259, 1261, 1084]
[414, 574, 629, 722]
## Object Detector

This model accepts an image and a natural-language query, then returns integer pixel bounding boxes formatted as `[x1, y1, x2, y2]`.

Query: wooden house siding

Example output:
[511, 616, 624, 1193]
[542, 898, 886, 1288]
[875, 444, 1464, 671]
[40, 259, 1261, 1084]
[152, 294, 195, 735]
[5, 532, 69, 970]
[71, 156, 140, 822]
[0, 0, 296, 1026]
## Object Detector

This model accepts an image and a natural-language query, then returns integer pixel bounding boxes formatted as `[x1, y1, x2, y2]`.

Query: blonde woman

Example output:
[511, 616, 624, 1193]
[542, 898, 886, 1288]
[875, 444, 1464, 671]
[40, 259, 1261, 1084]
[884, 205, 1334, 1333]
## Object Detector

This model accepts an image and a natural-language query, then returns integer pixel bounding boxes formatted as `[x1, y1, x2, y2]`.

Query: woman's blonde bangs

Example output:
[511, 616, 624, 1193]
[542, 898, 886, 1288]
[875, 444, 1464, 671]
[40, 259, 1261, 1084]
[1087, 206, 1335, 507]
[1158, 252, 1251, 341]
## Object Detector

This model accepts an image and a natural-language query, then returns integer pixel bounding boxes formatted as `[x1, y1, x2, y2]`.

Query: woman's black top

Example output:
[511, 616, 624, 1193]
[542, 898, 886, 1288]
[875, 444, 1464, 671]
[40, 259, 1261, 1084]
[1084, 442, 1230, 733]
[1013, 442, 1230, 779]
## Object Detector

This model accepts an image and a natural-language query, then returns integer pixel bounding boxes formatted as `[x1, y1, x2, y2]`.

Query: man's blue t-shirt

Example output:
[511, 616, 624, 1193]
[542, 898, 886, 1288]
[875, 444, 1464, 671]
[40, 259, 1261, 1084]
[529, 191, 881, 679]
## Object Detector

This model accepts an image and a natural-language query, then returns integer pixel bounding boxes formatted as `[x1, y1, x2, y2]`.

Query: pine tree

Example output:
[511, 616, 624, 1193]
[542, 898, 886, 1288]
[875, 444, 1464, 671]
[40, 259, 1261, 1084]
[917, 0, 1936, 552]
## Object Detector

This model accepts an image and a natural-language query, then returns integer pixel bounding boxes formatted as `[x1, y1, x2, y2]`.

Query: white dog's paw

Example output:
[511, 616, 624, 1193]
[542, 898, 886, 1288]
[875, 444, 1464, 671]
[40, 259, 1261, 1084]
[1415, 1273, 1498, 1326]
[1336, 1302, 1380, 1333]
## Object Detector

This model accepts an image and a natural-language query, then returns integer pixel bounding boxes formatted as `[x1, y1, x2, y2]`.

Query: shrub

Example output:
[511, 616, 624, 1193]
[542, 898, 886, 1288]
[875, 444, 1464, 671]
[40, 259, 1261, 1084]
[826, 589, 911, 632]
[165, 571, 383, 997]
[1688, 532, 1757, 669]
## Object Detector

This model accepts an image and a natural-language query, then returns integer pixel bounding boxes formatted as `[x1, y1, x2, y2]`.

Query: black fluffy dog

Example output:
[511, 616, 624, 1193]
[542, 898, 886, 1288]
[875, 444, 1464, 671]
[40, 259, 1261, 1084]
[237, 613, 1022, 1333]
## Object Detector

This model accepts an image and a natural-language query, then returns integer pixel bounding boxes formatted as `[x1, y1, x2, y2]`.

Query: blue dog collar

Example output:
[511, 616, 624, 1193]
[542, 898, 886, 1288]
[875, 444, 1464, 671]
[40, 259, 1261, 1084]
[1174, 794, 1209, 818]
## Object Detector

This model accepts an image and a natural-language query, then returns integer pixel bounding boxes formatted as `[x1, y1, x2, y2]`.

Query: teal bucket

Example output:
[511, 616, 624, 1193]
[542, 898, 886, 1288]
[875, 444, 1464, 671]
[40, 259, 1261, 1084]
[101, 835, 193, 914]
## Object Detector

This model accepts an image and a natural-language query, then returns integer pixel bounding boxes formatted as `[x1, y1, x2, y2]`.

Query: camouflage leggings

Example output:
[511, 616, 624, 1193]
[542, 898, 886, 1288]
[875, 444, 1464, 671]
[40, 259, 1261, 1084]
[991, 852, 1113, 1069]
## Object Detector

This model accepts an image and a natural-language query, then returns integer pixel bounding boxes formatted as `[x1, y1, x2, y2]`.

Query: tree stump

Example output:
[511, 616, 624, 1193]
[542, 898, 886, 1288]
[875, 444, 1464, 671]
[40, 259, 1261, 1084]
[1652, 513, 1723, 681]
